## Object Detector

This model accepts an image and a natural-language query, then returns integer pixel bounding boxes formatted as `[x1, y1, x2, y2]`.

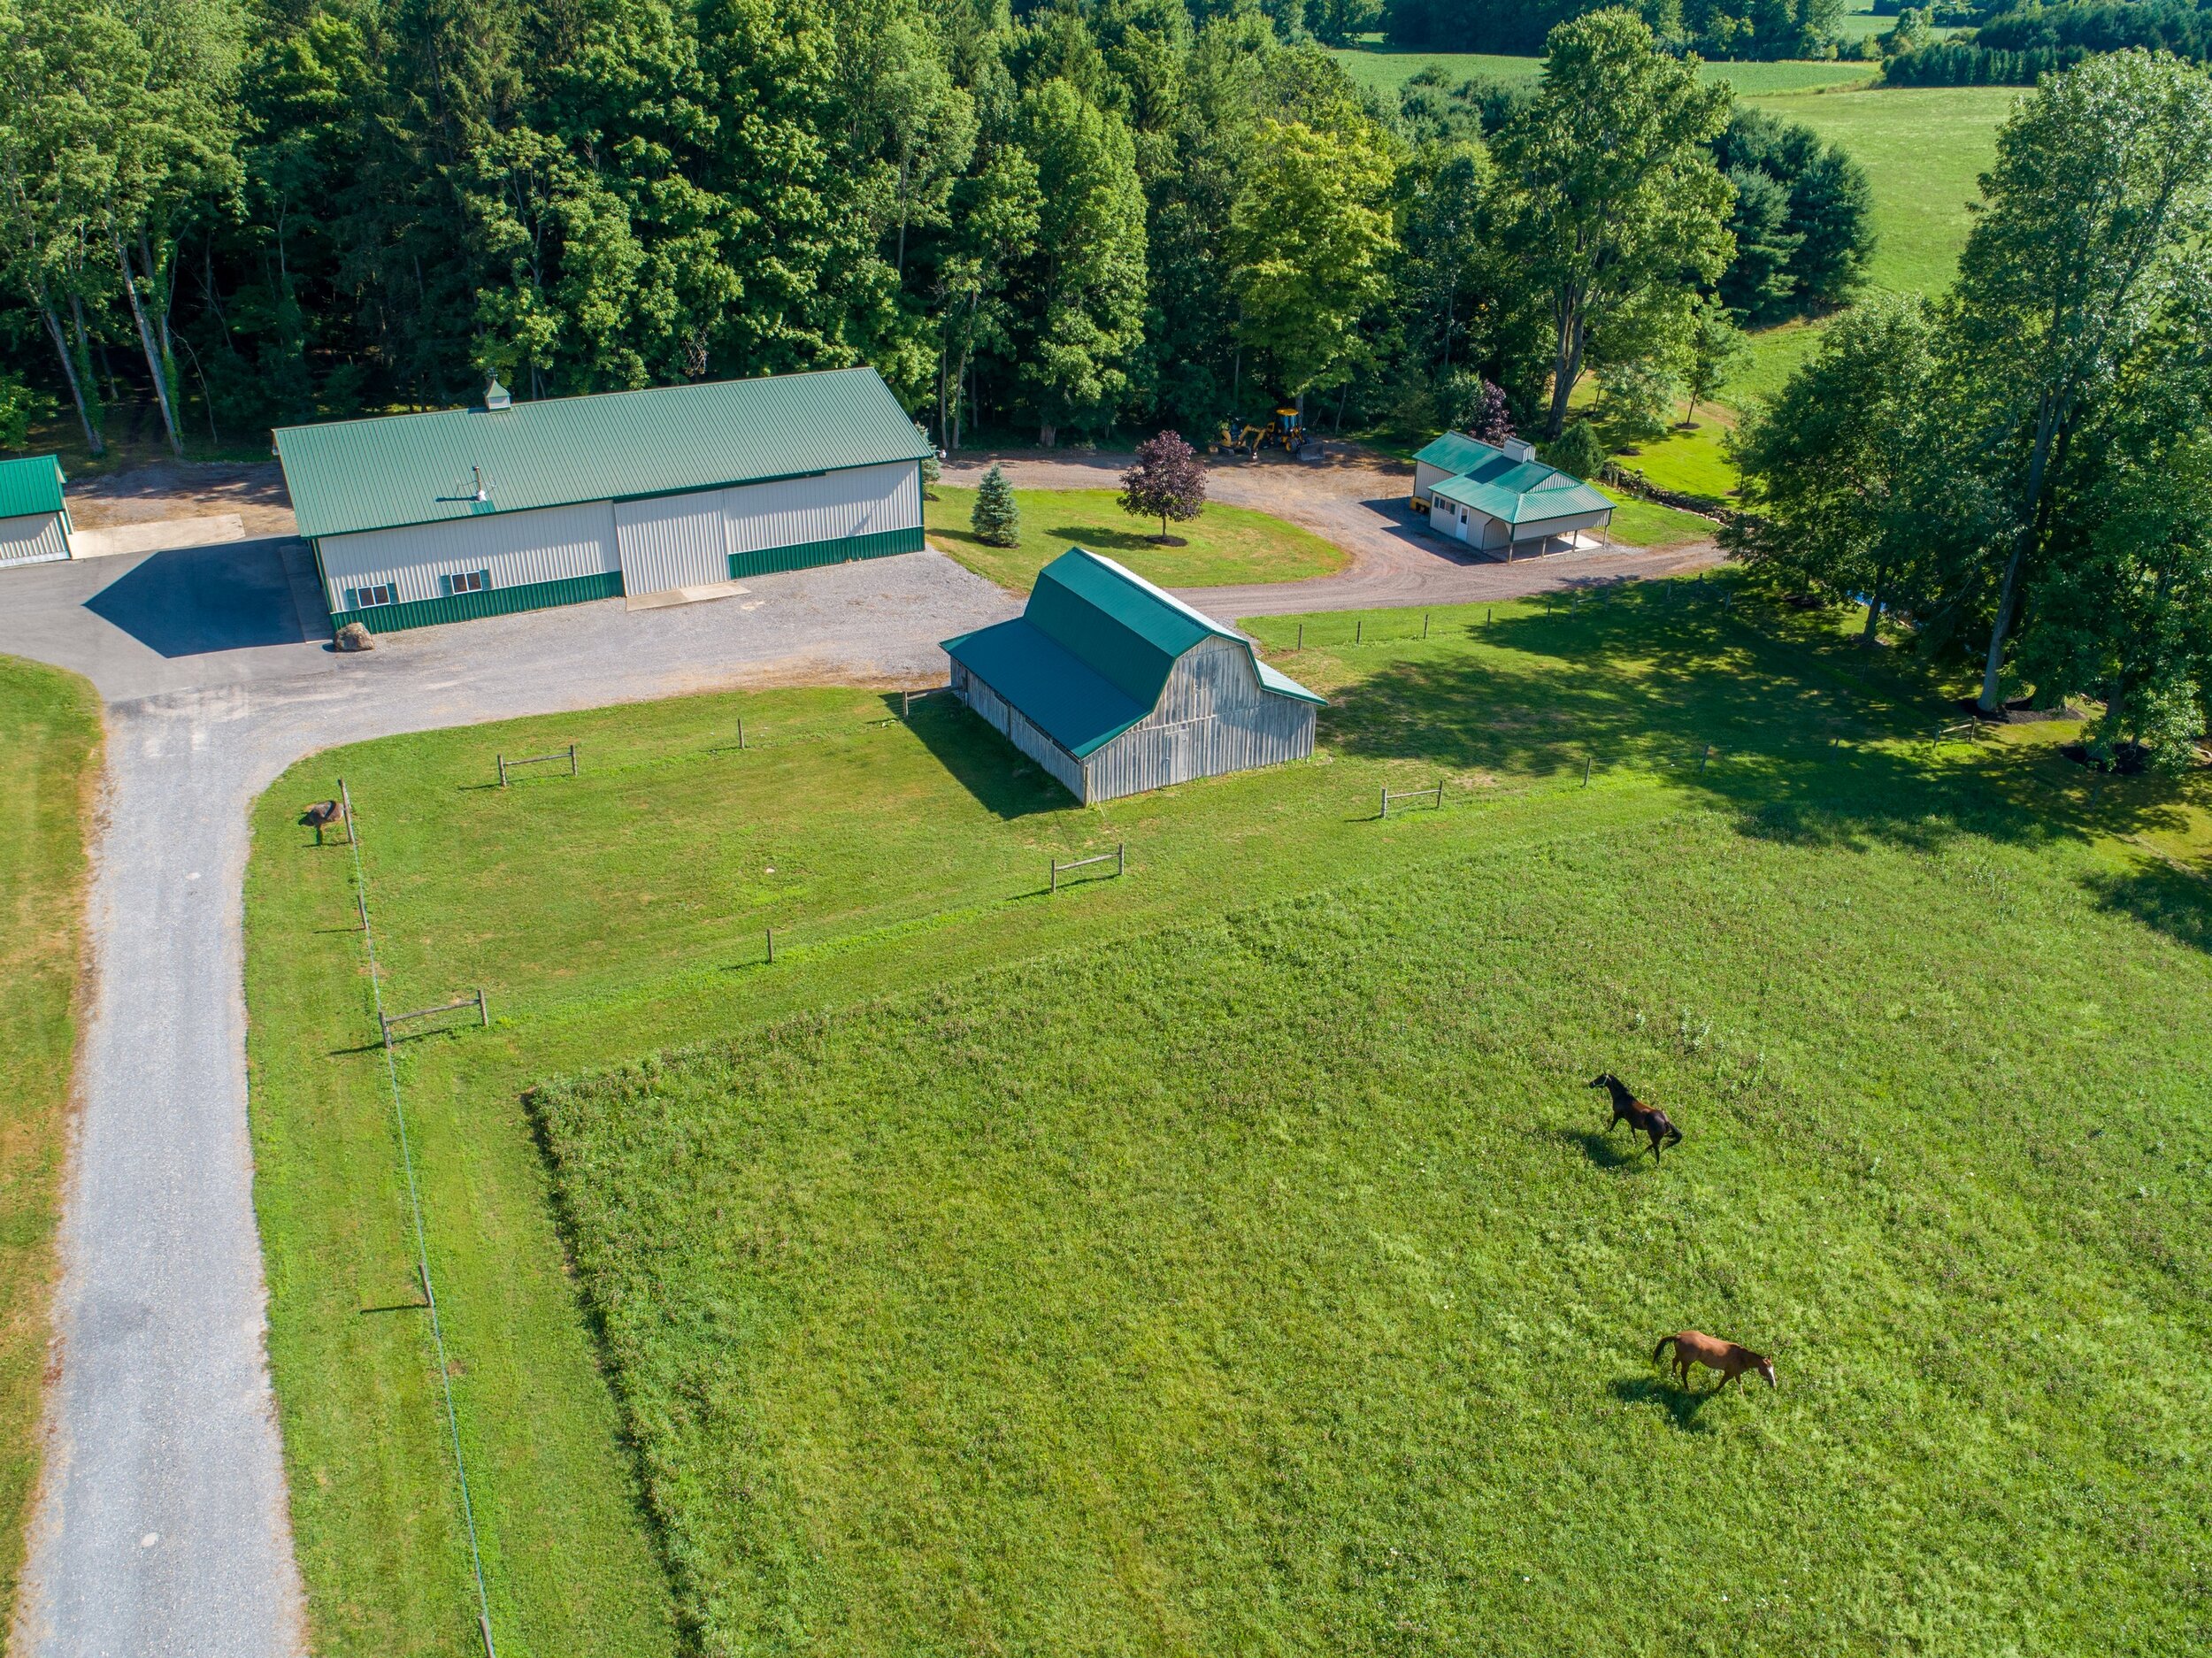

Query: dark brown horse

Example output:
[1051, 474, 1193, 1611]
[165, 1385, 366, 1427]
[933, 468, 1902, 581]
[301, 799, 348, 846]
[1588, 1072, 1682, 1161]
[1654, 1331, 1776, 1392]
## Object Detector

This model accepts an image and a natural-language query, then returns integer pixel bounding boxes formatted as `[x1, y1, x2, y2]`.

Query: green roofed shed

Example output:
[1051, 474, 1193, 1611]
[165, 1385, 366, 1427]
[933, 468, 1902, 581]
[942, 549, 1322, 802]
[1409, 430, 1613, 558]
[0, 454, 72, 567]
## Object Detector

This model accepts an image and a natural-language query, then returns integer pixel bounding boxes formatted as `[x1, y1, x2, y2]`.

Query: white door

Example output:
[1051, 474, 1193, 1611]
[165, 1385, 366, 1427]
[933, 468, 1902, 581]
[615, 491, 727, 595]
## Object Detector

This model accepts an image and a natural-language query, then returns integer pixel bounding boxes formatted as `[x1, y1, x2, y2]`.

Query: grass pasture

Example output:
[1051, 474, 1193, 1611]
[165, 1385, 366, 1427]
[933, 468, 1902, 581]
[1328, 46, 1875, 97]
[0, 656, 102, 1634]
[242, 581, 2212, 1655]
[925, 485, 1348, 594]
[537, 811, 2211, 1656]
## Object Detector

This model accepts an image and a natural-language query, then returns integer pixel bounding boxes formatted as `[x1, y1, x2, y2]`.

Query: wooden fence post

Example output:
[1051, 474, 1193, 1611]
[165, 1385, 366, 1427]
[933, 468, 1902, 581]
[1296, 622, 1304, 652]
[737, 718, 746, 750]
[477, 988, 488, 1028]
[497, 755, 508, 788]
[568, 743, 578, 777]
[1583, 755, 1593, 787]
[1355, 618, 1363, 646]
[766, 926, 775, 963]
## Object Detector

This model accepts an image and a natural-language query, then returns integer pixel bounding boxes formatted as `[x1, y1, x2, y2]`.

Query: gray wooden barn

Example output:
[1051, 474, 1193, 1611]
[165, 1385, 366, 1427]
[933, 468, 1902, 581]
[941, 549, 1324, 804]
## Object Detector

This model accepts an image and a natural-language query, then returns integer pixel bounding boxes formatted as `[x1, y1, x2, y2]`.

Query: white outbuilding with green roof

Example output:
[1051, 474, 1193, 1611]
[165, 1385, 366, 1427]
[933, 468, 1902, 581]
[274, 366, 933, 632]
[0, 454, 73, 568]
[1410, 431, 1613, 559]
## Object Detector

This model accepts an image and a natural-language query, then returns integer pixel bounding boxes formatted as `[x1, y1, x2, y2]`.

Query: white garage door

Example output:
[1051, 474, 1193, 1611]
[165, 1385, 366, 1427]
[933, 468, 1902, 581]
[615, 490, 728, 595]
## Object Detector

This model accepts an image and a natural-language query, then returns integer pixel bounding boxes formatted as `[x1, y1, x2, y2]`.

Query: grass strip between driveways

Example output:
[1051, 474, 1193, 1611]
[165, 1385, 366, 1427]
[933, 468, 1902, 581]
[0, 656, 103, 1637]
[925, 484, 1348, 594]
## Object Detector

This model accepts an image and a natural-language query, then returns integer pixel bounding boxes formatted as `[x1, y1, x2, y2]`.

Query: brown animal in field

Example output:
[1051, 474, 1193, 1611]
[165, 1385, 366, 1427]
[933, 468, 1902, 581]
[1588, 1072, 1683, 1161]
[1654, 1331, 1776, 1393]
[301, 799, 347, 845]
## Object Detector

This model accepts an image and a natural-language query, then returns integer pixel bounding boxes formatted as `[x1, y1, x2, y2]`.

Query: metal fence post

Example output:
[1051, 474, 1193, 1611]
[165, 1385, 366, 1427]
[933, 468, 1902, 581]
[1423, 612, 1430, 639]
[568, 742, 578, 777]
[766, 926, 774, 963]
[1117, 841, 1125, 878]
[1050, 859, 1058, 894]
[1583, 755, 1593, 787]
[1296, 622, 1303, 652]
[737, 718, 746, 750]
[1356, 618, 1363, 646]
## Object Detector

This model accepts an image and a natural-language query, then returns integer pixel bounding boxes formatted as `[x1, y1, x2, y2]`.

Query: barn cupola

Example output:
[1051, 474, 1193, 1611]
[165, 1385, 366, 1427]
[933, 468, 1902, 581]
[483, 375, 512, 411]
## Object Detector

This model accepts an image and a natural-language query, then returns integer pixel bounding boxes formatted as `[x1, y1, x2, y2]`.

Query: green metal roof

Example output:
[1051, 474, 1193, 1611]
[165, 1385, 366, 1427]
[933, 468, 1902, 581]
[274, 367, 932, 540]
[1417, 430, 1611, 526]
[942, 549, 1322, 760]
[1412, 431, 1502, 476]
[1432, 464, 1611, 526]
[0, 454, 65, 518]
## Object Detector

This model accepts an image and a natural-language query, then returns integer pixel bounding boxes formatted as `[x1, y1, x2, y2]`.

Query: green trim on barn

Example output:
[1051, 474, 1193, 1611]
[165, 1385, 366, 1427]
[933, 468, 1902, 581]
[332, 567, 625, 633]
[726, 522, 924, 580]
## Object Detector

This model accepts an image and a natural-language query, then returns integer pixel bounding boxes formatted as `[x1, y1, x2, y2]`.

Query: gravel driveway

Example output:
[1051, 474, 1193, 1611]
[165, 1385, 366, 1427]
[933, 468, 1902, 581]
[0, 542, 1013, 1658]
[941, 446, 1721, 613]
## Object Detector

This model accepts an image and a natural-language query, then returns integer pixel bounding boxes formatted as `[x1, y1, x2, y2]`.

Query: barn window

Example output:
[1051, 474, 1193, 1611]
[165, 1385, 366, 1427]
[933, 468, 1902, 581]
[443, 569, 488, 595]
[352, 584, 395, 608]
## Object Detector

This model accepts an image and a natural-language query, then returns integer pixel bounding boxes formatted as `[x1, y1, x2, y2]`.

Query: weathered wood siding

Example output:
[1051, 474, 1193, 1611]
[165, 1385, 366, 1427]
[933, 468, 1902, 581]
[949, 661, 1087, 800]
[1082, 637, 1315, 803]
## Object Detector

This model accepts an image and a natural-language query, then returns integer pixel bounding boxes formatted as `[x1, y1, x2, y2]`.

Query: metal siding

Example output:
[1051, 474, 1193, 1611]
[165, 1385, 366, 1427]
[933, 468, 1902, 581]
[1509, 507, 1611, 541]
[0, 511, 70, 566]
[952, 666, 1087, 801]
[722, 461, 919, 556]
[318, 500, 618, 610]
[336, 569, 624, 633]
[726, 524, 924, 580]
[616, 490, 729, 594]
[1413, 458, 1451, 504]
[1083, 639, 1317, 803]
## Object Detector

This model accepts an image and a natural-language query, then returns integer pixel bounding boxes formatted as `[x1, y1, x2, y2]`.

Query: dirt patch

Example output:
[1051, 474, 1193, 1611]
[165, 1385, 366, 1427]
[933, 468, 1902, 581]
[65, 461, 295, 536]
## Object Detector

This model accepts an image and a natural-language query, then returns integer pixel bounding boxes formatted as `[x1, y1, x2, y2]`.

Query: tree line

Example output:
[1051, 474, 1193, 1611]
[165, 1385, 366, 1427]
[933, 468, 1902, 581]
[1884, 0, 2212, 86]
[1732, 49, 2212, 769]
[0, 2, 1864, 460]
[1382, 0, 1846, 60]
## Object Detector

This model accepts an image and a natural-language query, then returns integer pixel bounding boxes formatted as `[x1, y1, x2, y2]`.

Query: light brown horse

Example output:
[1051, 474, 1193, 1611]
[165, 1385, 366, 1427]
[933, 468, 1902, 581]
[1654, 1331, 1776, 1393]
[1589, 1073, 1683, 1162]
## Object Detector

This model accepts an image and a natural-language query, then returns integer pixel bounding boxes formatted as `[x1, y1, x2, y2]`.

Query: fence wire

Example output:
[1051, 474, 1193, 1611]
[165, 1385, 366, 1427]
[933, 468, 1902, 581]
[340, 779, 501, 1658]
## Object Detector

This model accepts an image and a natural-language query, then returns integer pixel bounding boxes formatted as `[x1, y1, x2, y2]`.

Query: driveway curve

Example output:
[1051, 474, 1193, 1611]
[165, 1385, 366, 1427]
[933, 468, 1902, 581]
[941, 445, 1722, 614]
[0, 541, 1015, 1658]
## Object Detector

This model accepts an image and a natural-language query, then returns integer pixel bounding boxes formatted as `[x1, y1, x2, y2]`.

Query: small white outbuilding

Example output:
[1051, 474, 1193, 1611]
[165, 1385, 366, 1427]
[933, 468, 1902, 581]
[0, 455, 73, 568]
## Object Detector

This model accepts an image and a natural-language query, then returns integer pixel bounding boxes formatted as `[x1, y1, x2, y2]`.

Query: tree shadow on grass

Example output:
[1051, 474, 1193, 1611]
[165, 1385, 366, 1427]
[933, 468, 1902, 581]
[1318, 583, 2201, 862]
[1611, 1375, 1718, 1432]
[880, 694, 1076, 820]
[2085, 859, 2212, 958]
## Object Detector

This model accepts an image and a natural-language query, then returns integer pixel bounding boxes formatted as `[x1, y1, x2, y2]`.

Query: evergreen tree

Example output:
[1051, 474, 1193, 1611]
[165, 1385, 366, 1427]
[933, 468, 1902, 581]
[971, 462, 1021, 547]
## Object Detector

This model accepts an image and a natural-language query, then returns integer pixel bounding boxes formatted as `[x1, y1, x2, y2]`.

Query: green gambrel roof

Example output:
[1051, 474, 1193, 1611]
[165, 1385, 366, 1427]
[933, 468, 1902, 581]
[274, 367, 932, 540]
[1417, 430, 1611, 526]
[0, 454, 65, 519]
[942, 549, 1322, 760]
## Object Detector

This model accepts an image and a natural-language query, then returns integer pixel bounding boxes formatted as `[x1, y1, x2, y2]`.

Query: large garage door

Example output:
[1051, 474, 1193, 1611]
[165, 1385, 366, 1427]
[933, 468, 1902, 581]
[616, 490, 728, 595]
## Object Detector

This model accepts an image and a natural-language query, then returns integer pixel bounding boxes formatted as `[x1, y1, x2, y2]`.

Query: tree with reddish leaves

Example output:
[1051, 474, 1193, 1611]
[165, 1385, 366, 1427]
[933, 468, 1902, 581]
[1118, 430, 1208, 543]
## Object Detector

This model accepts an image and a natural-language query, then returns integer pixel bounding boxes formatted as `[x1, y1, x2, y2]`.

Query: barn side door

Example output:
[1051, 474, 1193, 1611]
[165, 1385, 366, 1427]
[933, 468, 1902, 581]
[614, 491, 729, 596]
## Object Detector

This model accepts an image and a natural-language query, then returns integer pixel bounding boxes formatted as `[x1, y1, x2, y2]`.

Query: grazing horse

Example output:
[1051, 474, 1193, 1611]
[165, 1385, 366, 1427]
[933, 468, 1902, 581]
[1654, 1331, 1777, 1393]
[1588, 1072, 1683, 1162]
[301, 799, 347, 846]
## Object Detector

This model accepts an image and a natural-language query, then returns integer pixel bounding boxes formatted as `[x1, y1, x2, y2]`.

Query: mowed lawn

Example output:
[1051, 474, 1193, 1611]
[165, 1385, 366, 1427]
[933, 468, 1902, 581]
[242, 581, 2212, 1654]
[926, 484, 1347, 594]
[0, 656, 102, 1632]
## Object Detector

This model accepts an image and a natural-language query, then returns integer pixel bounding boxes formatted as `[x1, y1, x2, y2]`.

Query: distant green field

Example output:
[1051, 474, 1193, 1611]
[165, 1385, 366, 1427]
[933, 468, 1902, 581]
[1330, 46, 1876, 96]
[1756, 85, 2018, 297]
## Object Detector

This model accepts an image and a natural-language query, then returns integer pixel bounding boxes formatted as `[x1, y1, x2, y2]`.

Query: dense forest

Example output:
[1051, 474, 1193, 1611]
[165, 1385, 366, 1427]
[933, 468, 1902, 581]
[1884, 0, 2212, 83]
[0, 0, 1875, 460]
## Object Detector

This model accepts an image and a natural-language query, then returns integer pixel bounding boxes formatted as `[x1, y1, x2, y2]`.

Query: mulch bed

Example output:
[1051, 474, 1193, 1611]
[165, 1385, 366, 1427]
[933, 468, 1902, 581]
[2060, 741, 2152, 776]
[1957, 696, 2083, 725]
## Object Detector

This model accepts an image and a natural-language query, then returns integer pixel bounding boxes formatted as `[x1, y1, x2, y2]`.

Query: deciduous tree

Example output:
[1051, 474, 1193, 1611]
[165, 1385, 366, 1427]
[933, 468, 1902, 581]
[1118, 428, 1207, 541]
